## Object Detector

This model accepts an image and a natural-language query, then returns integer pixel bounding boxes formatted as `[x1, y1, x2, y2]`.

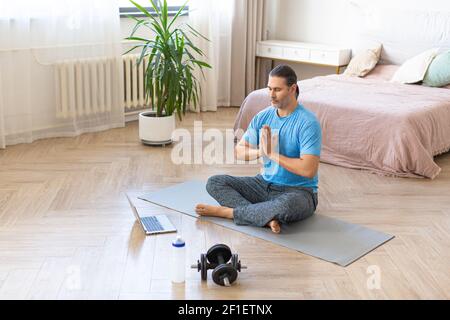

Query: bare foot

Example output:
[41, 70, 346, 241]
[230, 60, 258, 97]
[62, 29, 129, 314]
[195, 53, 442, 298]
[267, 220, 281, 234]
[195, 204, 234, 219]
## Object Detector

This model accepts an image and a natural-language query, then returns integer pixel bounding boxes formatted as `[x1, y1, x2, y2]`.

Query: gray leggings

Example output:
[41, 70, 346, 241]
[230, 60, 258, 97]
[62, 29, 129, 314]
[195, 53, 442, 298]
[206, 174, 318, 227]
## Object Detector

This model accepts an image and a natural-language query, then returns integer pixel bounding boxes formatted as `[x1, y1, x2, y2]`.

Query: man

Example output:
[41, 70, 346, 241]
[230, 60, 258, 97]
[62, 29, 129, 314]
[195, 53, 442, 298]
[195, 65, 322, 234]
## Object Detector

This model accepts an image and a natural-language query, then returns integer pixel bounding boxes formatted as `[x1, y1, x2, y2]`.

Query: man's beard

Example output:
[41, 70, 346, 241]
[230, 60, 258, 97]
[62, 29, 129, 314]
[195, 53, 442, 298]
[271, 99, 286, 109]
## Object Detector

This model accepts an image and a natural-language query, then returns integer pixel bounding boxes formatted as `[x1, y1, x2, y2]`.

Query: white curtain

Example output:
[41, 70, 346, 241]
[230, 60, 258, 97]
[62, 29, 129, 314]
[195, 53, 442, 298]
[0, 0, 124, 149]
[231, 0, 269, 103]
[188, 0, 232, 112]
[189, 0, 268, 111]
[0, 72, 5, 149]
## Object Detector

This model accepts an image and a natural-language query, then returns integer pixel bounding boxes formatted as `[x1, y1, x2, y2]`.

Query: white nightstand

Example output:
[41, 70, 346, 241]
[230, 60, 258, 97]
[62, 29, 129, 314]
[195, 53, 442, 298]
[256, 40, 352, 74]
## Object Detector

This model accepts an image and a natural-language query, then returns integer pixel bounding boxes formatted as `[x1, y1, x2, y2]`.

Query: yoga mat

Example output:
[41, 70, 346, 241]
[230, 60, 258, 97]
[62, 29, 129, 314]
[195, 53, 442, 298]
[138, 181, 394, 266]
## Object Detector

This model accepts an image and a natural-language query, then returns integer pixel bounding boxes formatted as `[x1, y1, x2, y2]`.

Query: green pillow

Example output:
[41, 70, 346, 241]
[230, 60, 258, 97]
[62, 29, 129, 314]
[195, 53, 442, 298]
[423, 51, 450, 87]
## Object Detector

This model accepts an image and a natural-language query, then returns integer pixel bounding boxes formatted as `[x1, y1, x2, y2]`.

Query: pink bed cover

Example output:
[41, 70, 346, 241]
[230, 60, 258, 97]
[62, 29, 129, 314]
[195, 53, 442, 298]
[233, 74, 450, 179]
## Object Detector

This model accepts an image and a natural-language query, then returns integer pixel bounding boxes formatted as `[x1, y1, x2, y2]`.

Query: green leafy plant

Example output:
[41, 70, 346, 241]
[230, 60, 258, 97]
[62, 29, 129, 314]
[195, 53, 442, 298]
[125, 0, 211, 120]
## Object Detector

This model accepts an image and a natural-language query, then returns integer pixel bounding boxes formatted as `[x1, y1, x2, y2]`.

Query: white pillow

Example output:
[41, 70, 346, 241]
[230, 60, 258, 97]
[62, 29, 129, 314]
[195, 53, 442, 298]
[344, 44, 382, 77]
[390, 48, 439, 84]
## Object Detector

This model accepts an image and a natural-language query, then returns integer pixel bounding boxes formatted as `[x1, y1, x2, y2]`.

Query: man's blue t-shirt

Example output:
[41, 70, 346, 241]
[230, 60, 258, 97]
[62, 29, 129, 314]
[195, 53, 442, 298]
[243, 104, 322, 192]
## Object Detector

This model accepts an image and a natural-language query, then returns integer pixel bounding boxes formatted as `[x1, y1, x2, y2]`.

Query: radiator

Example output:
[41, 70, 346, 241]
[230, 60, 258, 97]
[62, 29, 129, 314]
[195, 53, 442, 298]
[123, 54, 149, 111]
[54, 54, 148, 119]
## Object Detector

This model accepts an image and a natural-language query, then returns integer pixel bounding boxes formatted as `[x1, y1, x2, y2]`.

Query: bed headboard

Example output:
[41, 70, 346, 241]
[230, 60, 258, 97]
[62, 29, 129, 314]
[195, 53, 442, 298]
[348, 1, 450, 65]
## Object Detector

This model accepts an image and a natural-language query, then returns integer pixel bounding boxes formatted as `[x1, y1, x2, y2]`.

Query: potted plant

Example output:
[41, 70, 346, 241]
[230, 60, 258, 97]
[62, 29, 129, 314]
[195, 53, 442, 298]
[125, 0, 211, 145]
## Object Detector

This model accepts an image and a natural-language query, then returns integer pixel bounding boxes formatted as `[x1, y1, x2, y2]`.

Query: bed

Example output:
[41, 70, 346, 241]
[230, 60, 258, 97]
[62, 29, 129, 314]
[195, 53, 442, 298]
[233, 64, 450, 179]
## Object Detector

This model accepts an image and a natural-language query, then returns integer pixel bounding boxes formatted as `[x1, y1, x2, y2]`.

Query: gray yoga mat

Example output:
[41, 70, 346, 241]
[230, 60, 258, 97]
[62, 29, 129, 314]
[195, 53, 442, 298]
[138, 180, 394, 266]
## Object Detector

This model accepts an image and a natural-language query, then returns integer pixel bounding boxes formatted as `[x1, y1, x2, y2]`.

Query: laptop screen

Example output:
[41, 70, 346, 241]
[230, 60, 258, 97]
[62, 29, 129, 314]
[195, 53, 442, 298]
[125, 193, 141, 221]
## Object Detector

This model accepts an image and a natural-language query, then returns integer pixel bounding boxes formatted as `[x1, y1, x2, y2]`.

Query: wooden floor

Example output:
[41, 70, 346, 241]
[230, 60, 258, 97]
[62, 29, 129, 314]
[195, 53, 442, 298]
[0, 107, 449, 300]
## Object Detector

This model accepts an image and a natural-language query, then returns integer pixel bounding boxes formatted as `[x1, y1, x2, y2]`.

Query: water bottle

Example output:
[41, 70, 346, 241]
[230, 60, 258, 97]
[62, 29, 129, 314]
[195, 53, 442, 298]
[171, 235, 186, 283]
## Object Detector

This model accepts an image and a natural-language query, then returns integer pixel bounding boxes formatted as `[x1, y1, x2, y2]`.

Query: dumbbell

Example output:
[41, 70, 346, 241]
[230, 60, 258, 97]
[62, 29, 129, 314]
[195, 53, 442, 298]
[191, 244, 247, 287]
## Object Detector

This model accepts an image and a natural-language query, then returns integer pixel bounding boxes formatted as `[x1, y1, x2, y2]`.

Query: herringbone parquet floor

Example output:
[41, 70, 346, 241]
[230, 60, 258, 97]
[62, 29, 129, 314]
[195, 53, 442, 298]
[0, 107, 449, 299]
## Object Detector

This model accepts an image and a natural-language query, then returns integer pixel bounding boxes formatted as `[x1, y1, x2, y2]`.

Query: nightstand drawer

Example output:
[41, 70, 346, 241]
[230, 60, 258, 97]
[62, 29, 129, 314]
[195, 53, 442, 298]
[255, 40, 351, 69]
[310, 49, 339, 65]
[283, 47, 310, 61]
[256, 44, 283, 58]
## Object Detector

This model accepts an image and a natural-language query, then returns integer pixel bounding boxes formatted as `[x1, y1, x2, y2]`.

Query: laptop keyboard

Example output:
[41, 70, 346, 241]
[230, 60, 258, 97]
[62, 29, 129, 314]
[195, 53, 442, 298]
[141, 216, 164, 232]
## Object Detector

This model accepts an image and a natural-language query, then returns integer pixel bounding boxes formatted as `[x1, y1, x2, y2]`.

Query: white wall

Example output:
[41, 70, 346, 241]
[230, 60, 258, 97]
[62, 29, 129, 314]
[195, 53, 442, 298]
[268, 0, 351, 79]
[270, 0, 450, 80]
[275, 0, 351, 46]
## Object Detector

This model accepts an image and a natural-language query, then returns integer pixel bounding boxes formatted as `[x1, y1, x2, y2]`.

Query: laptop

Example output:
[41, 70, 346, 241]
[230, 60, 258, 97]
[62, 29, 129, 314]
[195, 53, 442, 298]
[125, 193, 177, 235]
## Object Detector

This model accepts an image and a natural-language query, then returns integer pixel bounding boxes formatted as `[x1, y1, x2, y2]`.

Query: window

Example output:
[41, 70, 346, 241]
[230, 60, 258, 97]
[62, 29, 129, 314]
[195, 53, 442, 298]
[119, 0, 189, 17]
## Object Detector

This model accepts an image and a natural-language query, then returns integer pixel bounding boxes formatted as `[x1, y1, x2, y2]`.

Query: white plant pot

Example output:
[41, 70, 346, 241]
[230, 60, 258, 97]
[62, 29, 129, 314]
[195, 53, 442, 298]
[139, 111, 176, 146]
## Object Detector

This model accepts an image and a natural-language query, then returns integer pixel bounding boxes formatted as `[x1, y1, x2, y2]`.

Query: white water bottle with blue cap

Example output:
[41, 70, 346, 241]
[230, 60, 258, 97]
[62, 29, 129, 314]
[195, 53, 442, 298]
[171, 235, 186, 283]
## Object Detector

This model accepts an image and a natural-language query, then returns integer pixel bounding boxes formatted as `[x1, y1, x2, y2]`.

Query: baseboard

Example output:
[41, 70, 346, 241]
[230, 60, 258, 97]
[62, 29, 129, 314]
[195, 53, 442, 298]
[125, 112, 139, 123]
[125, 108, 152, 123]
